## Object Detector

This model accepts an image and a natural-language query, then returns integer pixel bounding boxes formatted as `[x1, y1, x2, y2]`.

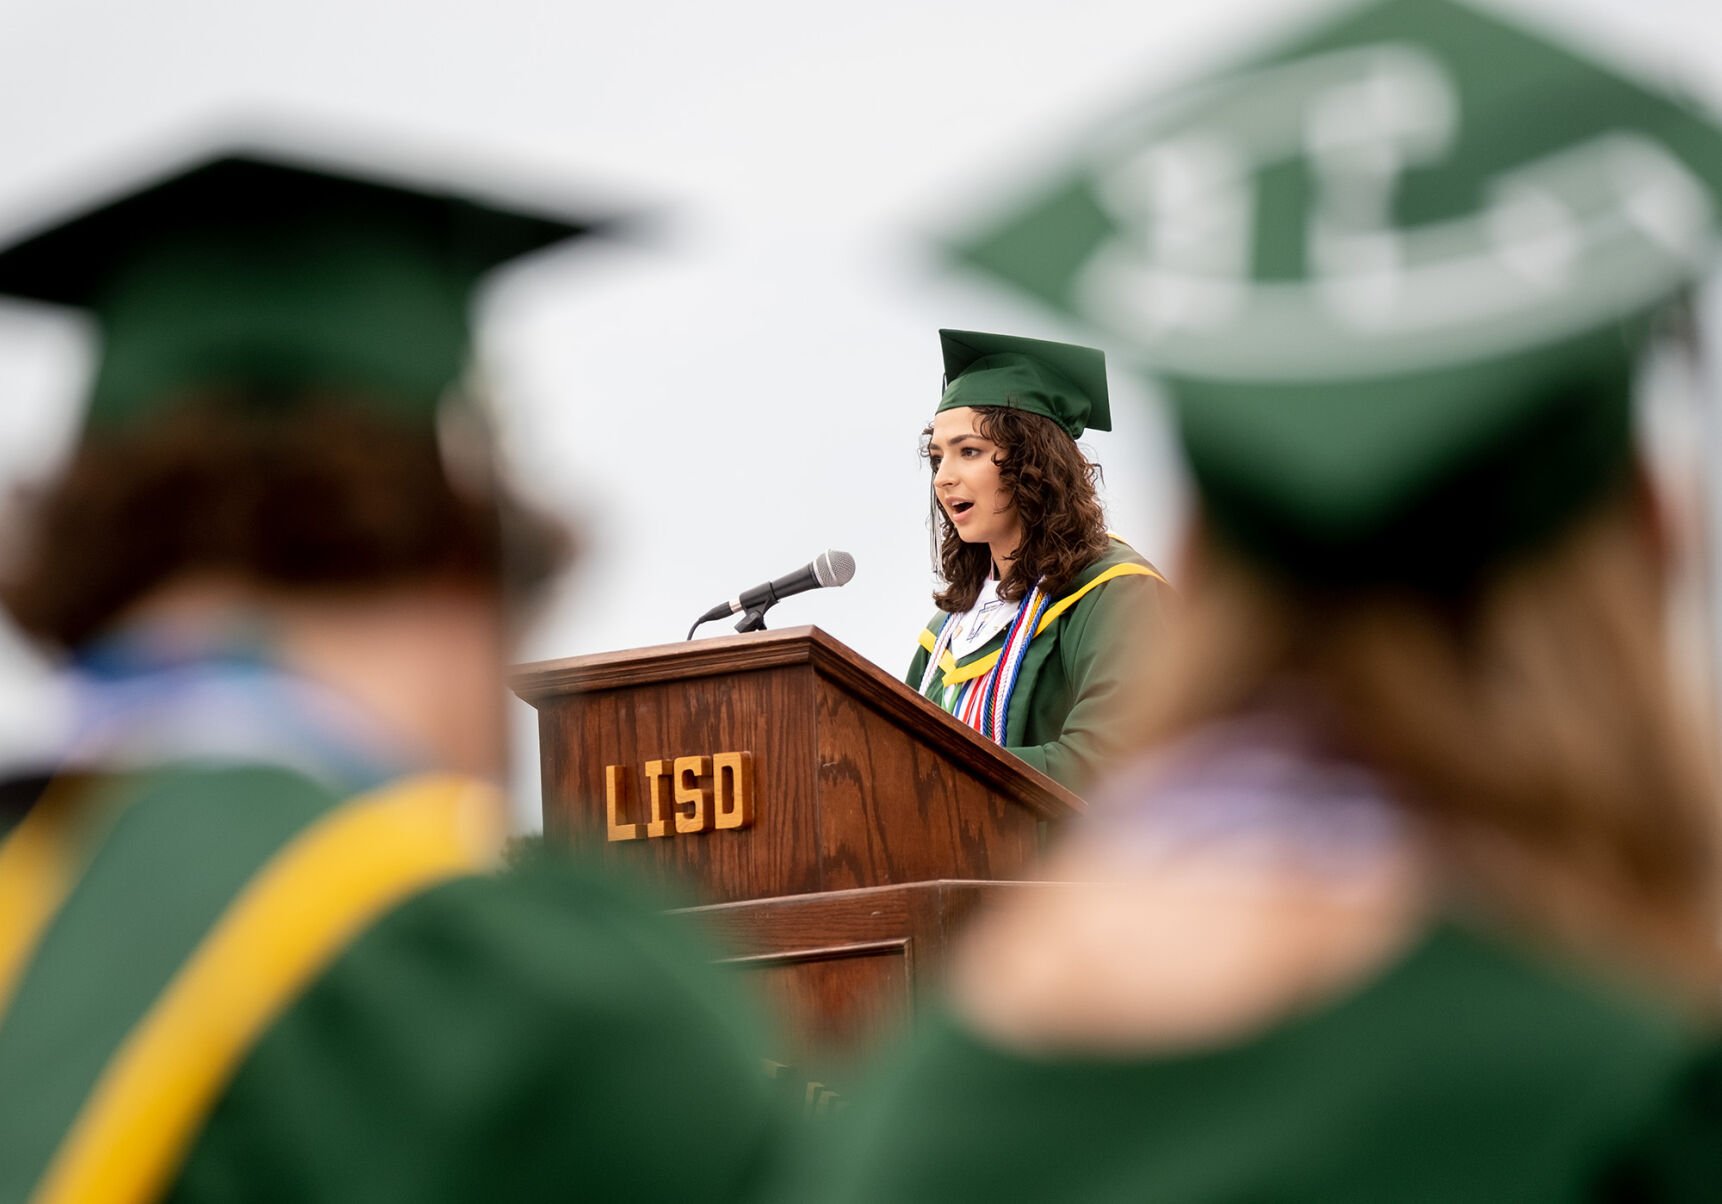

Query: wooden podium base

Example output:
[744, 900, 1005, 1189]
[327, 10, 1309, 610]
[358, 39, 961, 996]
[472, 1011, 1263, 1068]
[682, 880, 1032, 1064]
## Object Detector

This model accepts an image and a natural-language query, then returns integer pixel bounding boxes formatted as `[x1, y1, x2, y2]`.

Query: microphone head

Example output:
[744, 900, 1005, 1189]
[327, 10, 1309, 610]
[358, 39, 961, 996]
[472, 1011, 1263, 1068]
[814, 549, 856, 588]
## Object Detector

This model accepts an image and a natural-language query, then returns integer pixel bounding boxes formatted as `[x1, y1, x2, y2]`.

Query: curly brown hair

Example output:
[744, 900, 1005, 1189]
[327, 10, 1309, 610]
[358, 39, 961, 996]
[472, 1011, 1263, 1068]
[0, 394, 571, 652]
[925, 406, 1110, 613]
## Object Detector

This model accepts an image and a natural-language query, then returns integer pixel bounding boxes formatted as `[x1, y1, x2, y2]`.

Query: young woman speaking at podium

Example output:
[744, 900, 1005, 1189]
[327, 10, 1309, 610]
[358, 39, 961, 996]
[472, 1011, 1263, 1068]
[906, 330, 1169, 793]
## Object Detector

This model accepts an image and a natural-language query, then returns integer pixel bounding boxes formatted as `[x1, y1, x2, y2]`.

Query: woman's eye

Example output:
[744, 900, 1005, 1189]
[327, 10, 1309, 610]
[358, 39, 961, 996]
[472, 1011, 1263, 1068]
[928, 456, 941, 470]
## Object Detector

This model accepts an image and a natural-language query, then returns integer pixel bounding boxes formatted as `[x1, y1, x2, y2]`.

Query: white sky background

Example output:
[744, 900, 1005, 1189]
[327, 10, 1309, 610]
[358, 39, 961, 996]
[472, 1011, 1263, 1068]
[0, 0, 1717, 828]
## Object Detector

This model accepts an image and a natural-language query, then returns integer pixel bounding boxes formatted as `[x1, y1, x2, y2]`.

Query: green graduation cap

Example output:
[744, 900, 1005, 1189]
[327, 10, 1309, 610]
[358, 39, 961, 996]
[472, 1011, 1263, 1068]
[948, 0, 1722, 588]
[937, 329, 1111, 438]
[0, 145, 598, 430]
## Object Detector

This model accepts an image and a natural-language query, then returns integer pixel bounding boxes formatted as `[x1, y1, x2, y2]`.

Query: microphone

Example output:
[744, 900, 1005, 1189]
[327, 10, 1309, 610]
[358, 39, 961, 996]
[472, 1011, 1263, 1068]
[688, 550, 856, 638]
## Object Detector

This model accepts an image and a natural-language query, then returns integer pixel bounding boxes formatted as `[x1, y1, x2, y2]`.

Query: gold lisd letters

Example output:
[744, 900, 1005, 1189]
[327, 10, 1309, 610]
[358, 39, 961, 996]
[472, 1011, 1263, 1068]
[673, 755, 712, 834]
[606, 752, 754, 841]
[644, 760, 673, 839]
[712, 751, 755, 831]
[604, 765, 641, 842]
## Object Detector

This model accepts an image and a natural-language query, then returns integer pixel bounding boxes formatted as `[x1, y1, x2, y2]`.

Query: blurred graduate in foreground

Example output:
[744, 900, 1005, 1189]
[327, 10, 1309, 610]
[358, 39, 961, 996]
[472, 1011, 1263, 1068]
[829, 0, 1722, 1197]
[0, 146, 778, 1202]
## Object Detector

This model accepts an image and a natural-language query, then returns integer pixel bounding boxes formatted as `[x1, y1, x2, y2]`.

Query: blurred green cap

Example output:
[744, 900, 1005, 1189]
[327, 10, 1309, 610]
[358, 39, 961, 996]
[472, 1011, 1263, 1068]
[937, 328, 1110, 438]
[0, 147, 597, 430]
[949, 0, 1722, 587]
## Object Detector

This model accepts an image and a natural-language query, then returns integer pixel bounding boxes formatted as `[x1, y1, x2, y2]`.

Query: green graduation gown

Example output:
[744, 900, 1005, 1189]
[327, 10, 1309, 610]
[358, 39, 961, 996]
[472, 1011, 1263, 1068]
[0, 762, 781, 1203]
[905, 539, 1168, 792]
[821, 917, 1722, 1202]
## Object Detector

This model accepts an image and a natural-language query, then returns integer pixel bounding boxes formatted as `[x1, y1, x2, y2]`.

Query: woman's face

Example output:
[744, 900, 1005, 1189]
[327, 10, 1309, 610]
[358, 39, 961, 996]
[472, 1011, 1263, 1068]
[928, 406, 1021, 553]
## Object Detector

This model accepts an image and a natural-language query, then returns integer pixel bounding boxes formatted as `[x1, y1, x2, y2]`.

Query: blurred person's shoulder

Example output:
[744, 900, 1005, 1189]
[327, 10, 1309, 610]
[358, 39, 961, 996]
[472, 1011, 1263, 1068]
[22, 759, 778, 1202]
[950, 710, 1701, 1066]
[171, 833, 781, 1202]
[827, 713, 1722, 1199]
[832, 908, 1719, 1202]
[953, 710, 1427, 1054]
[949, 823, 1429, 1057]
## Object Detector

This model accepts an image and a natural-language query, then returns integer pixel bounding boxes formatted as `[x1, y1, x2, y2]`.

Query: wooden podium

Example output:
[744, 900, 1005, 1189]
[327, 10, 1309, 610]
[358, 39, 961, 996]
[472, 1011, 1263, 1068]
[512, 626, 1081, 1063]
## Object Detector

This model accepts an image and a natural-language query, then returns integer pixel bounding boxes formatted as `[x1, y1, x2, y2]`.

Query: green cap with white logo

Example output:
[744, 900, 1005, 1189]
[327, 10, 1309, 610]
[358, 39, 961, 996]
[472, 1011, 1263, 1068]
[949, 0, 1722, 589]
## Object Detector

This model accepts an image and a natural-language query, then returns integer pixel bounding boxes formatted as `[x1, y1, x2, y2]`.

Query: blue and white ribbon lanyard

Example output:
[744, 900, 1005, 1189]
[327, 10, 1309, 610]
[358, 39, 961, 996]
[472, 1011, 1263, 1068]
[55, 626, 418, 794]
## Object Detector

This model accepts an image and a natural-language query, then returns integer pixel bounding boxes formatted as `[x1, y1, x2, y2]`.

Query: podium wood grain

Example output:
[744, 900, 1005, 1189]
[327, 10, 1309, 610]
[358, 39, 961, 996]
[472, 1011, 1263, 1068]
[514, 627, 1081, 905]
[513, 628, 1082, 1059]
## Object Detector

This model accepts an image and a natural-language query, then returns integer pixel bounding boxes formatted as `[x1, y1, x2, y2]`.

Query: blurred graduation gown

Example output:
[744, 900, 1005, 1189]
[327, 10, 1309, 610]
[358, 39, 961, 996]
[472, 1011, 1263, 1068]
[0, 664, 781, 1203]
[856, 0, 1722, 1196]
[0, 148, 781, 1203]
[822, 914, 1722, 1201]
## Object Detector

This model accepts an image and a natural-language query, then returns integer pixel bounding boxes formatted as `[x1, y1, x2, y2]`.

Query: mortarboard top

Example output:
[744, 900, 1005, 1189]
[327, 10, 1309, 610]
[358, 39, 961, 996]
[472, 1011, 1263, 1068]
[0, 146, 597, 430]
[937, 329, 1111, 439]
[947, 0, 1722, 588]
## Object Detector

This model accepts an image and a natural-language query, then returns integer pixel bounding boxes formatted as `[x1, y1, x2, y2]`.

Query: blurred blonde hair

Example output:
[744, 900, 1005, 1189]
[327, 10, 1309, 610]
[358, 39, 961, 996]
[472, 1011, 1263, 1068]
[1142, 475, 1721, 1010]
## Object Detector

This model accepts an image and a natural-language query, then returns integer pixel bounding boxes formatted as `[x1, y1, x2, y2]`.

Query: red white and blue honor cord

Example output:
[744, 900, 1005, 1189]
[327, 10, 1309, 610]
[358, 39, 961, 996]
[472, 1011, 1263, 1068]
[921, 583, 1049, 746]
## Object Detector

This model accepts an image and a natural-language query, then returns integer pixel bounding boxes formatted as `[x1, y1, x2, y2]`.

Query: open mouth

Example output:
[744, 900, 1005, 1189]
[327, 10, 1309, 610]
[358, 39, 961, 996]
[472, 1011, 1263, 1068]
[948, 500, 974, 519]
